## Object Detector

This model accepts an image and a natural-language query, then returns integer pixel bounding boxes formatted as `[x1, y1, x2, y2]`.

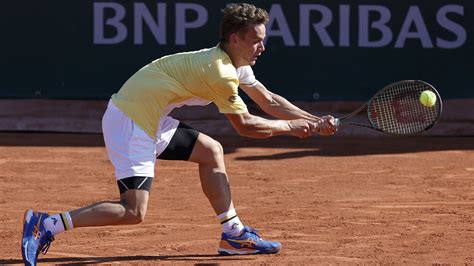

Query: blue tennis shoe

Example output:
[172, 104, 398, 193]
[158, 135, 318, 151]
[21, 209, 54, 266]
[218, 226, 281, 255]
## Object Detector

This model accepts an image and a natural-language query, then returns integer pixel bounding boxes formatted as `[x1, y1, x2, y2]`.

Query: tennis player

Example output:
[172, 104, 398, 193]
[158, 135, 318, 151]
[21, 3, 336, 264]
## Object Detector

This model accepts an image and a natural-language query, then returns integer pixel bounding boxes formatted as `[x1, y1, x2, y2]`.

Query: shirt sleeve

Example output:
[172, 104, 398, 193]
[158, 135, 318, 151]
[209, 77, 248, 114]
[236, 66, 257, 86]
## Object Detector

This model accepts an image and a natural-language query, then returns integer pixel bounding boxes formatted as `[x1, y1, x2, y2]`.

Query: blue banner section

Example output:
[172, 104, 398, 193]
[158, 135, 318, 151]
[1, 0, 472, 100]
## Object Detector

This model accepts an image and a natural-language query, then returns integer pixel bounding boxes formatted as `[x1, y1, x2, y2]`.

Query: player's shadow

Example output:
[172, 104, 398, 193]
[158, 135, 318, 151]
[226, 135, 474, 159]
[235, 149, 320, 160]
[0, 254, 254, 265]
[0, 133, 473, 157]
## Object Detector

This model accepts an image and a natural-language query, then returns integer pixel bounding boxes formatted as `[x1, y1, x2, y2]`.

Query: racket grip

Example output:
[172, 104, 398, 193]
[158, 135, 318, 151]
[334, 118, 340, 127]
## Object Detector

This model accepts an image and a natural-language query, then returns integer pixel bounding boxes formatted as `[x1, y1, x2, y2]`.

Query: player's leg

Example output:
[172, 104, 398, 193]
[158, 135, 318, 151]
[157, 121, 281, 255]
[69, 183, 150, 227]
[69, 100, 157, 227]
[156, 122, 233, 215]
[22, 183, 152, 265]
[187, 133, 233, 214]
[22, 100, 157, 265]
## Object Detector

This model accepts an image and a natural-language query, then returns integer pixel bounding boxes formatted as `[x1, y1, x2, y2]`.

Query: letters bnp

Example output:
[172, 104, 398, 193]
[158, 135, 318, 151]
[93, 3, 466, 49]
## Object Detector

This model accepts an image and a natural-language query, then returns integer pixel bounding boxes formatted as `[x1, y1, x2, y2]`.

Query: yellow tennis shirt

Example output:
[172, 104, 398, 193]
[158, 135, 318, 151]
[111, 45, 248, 139]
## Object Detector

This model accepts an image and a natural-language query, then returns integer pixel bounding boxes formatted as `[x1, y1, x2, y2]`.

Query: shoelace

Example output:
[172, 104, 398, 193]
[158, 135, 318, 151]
[39, 235, 55, 255]
[244, 226, 261, 239]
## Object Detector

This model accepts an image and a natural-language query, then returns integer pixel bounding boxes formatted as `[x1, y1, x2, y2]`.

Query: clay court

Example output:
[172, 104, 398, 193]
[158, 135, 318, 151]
[2, 0, 474, 263]
[1, 132, 473, 264]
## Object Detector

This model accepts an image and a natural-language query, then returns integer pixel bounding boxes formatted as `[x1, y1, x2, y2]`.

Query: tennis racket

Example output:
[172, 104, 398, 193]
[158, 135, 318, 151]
[335, 80, 442, 135]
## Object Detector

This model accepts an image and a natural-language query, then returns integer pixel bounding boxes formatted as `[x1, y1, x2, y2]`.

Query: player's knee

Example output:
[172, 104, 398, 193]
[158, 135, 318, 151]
[206, 140, 224, 161]
[190, 135, 225, 165]
[120, 198, 148, 224]
[196, 138, 224, 164]
[126, 206, 147, 224]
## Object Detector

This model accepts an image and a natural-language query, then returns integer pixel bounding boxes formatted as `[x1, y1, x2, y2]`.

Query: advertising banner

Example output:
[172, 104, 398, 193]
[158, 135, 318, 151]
[1, 0, 472, 100]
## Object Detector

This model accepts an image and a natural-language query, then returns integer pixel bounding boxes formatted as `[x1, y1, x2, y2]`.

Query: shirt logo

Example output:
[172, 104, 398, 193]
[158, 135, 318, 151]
[228, 95, 238, 103]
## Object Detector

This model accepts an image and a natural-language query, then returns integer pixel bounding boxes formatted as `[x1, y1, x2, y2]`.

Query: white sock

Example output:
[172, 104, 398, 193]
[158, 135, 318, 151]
[217, 209, 244, 237]
[43, 212, 74, 236]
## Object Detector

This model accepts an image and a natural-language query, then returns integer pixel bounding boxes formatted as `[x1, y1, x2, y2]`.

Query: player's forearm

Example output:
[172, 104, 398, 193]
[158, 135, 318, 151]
[264, 93, 321, 121]
[236, 115, 291, 139]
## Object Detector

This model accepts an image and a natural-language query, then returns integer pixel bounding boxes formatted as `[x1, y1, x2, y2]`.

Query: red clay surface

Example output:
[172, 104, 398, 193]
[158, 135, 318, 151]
[0, 132, 473, 264]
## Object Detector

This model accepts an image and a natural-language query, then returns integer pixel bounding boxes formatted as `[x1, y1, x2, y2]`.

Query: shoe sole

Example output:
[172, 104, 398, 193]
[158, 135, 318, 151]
[218, 247, 280, 256]
[21, 209, 34, 266]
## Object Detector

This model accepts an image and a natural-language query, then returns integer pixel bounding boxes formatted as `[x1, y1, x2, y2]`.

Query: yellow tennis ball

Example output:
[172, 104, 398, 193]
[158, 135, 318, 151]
[419, 90, 437, 107]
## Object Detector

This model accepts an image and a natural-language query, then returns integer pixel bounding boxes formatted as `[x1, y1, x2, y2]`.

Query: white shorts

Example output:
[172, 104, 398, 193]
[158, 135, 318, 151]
[102, 100, 179, 180]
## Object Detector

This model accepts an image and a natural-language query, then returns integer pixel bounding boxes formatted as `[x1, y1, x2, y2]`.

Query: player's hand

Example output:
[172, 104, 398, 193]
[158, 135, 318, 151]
[288, 119, 314, 138]
[312, 116, 337, 136]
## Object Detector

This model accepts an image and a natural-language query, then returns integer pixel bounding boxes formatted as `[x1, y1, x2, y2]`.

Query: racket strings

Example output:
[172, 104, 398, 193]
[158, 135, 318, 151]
[368, 81, 440, 134]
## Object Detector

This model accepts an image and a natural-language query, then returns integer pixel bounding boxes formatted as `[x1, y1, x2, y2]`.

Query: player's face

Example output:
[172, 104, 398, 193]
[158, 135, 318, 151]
[237, 24, 266, 66]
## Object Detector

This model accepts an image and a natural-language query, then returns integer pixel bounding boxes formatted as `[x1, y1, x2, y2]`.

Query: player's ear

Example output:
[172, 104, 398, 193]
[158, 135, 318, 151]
[229, 33, 240, 45]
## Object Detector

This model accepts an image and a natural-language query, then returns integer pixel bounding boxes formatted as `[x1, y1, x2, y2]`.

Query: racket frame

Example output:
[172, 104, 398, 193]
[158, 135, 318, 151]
[334, 80, 442, 135]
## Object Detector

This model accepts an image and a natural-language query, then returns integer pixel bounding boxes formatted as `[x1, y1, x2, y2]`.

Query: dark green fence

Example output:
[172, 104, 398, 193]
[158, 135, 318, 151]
[1, 0, 472, 100]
